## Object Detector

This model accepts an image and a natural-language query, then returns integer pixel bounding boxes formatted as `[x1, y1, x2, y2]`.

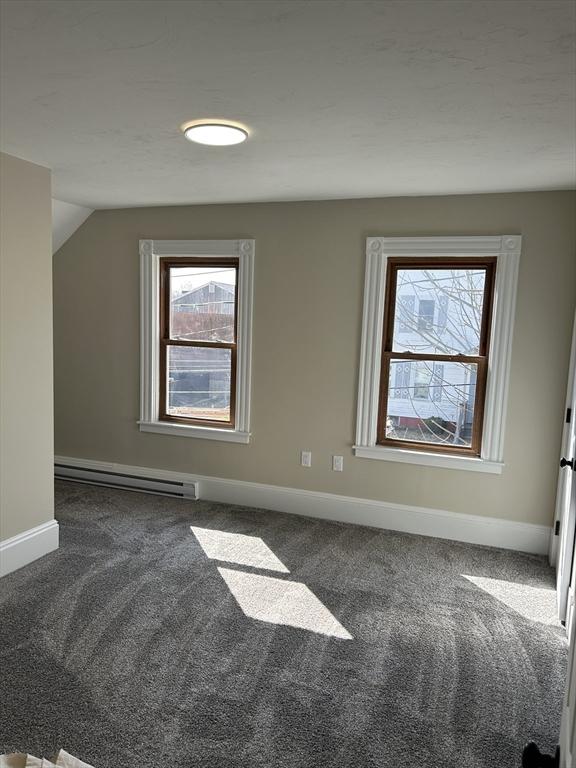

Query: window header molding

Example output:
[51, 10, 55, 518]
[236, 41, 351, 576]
[140, 239, 255, 258]
[366, 235, 521, 257]
[355, 235, 521, 473]
[139, 239, 254, 443]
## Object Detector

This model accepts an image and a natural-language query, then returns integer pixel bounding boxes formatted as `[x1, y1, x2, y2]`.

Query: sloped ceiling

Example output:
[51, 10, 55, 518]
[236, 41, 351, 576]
[52, 199, 92, 254]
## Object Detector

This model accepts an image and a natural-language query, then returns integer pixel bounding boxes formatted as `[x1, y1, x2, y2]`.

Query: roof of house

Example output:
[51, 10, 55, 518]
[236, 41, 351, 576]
[173, 281, 235, 303]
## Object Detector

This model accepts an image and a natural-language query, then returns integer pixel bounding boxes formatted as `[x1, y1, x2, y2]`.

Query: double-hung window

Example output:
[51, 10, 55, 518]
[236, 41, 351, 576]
[379, 257, 495, 456]
[355, 236, 521, 473]
[139, 239, 254, 443]
[159, 257, 238, 427]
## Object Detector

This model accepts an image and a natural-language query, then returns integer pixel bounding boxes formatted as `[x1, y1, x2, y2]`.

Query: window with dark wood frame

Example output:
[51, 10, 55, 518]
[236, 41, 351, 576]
[159, 257, 239, 428]
[377, 257, 496, 456]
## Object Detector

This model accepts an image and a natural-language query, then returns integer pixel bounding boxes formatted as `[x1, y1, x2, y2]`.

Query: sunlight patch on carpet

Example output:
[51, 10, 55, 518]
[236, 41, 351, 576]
[218, 567, 353, 639]
[462, 574, 558, 626]
[191, 526, 289, 573]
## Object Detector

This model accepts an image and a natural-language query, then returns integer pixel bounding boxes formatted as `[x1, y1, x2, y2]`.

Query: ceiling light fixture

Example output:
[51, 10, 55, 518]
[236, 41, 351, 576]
[181, 120, 249, 146]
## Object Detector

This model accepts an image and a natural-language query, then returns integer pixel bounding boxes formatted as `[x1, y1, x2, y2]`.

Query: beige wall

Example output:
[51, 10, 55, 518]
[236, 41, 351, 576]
[53, 191, 576, 527]
[0, 153, 54, 541]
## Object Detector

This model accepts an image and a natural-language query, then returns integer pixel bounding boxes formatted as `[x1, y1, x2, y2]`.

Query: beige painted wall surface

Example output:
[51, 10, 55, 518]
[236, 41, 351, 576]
[0, 152, 54, 541]
[53, 192, 576, 526]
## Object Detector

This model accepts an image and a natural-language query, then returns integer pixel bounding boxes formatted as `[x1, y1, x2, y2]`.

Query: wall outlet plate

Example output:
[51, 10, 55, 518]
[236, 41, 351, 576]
[332, 455, 344, 472]
[301, 451, 312, 467]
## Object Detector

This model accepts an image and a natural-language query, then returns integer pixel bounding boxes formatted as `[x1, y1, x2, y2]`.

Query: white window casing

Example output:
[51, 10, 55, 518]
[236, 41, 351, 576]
[139, 239, 254, 443]
[354, 236, 521, 474]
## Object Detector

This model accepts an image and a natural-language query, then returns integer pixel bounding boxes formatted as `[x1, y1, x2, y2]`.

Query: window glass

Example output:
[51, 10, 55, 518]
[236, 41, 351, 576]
[392, 268, 487, 355]
[169, 266, 236, 343]
[166, 346, 232, 422]
[386, 360, 478, 449]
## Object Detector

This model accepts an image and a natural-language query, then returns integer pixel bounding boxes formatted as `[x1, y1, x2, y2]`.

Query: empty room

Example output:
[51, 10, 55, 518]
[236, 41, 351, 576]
[1, 1, 576, 767]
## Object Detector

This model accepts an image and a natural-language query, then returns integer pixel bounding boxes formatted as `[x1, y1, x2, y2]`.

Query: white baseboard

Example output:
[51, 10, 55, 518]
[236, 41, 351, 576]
[0, 520, 59, 577]
[55, 455, 551, 556]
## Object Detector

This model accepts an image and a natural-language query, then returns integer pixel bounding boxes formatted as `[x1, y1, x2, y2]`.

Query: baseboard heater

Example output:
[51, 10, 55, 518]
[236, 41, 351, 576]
[55, 463, 199, 500]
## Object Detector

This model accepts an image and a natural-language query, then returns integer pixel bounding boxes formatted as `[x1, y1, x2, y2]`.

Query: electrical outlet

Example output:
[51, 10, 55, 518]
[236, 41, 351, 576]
[301, 451, 312, 467]
[332, 455, 344, 472]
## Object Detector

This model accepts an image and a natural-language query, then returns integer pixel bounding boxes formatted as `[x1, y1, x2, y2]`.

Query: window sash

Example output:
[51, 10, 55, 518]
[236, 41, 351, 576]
[378, 353, 488, 456]
[377, 257, 496, 457]
[159, 258, 239, 429]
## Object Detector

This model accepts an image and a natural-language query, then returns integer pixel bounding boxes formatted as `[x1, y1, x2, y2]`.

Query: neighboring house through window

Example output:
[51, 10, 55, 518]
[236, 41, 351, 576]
[355, 236, 521, 473]
[417, 299, 435, 331]
[139, 239, 254, 443]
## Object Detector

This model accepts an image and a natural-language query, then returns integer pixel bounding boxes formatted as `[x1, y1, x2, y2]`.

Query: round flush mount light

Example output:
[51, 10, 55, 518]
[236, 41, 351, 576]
[181, 119, 249, 146]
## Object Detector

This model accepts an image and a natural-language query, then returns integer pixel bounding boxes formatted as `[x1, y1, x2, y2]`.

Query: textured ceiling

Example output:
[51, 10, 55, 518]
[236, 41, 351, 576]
[1, 0, 574, 209]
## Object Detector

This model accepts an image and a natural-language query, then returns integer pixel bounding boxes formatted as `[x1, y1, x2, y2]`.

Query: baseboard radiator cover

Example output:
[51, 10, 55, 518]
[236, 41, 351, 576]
[55, 463, 199, 500]
[54, 456, 552, 555]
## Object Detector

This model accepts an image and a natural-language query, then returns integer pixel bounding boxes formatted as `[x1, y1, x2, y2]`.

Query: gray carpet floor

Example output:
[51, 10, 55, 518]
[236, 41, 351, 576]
[0, 481, 567, 768]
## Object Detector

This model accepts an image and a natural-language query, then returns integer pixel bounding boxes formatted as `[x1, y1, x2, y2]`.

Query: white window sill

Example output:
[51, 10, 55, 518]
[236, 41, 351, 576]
[353, 444, 504, 474]
[139, 420, 251, 444]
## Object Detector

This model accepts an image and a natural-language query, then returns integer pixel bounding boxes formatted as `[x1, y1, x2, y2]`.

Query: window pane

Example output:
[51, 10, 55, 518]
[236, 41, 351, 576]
[386, 360, 477, 448]
[167, 347, 232, 422]
[169, 266, 236, 343]
[392, 268, 487, 355]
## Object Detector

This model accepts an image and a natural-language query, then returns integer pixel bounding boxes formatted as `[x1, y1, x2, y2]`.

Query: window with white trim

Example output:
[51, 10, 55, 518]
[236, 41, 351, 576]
[355, 236, 521, 474]
[139, 239, 254, 444]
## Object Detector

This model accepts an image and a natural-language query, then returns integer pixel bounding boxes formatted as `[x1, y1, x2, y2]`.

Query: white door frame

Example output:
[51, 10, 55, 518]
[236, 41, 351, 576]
[561, 552, 576, 767]
[552, 310, 576, 625]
